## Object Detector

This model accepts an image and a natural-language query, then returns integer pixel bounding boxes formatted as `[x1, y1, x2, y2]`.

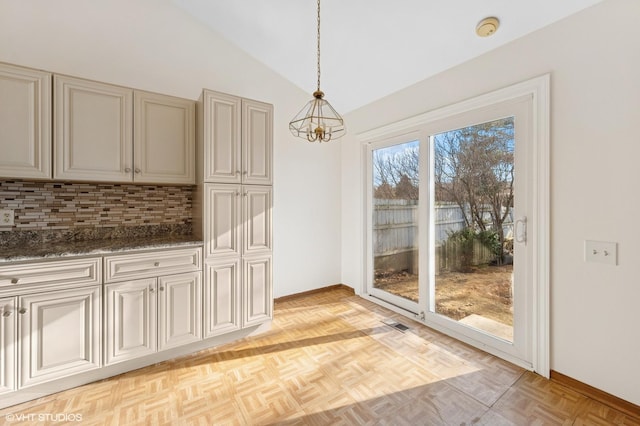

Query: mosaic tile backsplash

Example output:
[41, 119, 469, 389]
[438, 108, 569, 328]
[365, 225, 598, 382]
[0, 180, 193, 247]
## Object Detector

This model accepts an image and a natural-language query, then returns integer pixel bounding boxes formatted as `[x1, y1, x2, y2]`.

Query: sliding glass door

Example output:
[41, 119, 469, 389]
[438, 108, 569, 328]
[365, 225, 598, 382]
[365, 94, 535, 368]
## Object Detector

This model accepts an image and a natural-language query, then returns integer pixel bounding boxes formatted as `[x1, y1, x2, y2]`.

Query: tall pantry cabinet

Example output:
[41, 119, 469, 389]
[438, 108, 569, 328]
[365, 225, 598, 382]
[195, 90, 273, 337]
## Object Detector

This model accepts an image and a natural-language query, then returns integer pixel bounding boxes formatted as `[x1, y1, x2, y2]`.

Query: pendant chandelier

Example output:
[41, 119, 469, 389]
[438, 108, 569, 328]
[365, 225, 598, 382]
[289, 0, 346, 143]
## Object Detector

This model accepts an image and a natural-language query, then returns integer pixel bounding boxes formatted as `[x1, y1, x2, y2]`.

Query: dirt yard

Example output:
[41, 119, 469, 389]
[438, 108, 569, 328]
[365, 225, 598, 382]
[374, 265, 513, 326]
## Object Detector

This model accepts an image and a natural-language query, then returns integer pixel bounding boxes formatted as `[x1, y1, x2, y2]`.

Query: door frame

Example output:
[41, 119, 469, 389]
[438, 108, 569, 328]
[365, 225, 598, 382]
[358, 74, 550, 376]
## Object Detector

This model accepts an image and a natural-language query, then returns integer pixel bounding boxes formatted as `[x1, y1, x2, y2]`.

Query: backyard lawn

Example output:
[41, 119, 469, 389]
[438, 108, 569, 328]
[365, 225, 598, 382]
[374, 264, 513, 326]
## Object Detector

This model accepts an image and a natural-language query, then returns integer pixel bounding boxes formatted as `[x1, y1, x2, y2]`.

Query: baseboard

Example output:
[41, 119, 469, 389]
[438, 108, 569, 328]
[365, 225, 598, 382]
[550, 370, 640, 419]
[274, 283, 354, 303]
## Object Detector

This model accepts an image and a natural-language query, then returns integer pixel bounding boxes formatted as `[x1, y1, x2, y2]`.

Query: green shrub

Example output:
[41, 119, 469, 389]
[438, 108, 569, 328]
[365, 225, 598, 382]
[445, 228, 501, 272]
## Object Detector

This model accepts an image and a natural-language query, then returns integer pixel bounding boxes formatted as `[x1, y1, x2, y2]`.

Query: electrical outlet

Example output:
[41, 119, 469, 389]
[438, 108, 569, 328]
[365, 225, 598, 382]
[585, 240, 617, 265]
[0, 209, 14, 226]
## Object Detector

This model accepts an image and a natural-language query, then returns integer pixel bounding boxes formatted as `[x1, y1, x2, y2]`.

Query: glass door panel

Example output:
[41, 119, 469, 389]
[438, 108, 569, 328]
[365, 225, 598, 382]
[431, 117, 515, 342]
[369, 139, 421, 312]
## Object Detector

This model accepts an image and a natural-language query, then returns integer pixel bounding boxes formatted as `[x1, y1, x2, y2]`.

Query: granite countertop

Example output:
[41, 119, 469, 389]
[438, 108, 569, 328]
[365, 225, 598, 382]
[0, 234, 203, 263]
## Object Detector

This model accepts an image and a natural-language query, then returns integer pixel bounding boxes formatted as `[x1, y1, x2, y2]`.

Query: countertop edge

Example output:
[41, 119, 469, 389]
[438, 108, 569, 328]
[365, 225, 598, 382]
[0, 239, 204, 264]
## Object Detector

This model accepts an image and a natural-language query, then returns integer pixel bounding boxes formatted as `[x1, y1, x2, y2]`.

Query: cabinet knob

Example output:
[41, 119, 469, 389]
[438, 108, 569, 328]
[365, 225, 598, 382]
[154, 262, 160, 267]
[1, 307, 11, 317]
[134, 168, 141, 174]
[10, 278, 19, 284]
[243, 171, 248, 175]
[18, 308, 27, 315]
[149, 287, 155, 293]
[159, 286, 165, 291]
[236, 170, 241, 175]
[125, 167, 132, 173]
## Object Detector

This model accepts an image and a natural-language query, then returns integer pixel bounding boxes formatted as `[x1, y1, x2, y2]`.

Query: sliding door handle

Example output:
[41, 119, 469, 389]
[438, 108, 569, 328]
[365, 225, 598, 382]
[515, 216, 527, 244]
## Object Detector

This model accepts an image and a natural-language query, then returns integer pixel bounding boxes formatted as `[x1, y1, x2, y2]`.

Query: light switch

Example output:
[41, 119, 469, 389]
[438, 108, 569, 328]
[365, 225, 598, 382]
[584, 240, 617, 265]
[0, 209, 14, 226]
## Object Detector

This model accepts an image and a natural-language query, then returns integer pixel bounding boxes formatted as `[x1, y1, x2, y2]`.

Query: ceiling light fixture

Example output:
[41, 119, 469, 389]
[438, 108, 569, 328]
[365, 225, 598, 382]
[289, 0, 345, 143]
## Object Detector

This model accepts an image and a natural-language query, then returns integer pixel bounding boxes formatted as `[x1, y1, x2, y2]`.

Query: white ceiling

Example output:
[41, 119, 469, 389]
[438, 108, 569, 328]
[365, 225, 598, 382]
[172, 0, 603, 113]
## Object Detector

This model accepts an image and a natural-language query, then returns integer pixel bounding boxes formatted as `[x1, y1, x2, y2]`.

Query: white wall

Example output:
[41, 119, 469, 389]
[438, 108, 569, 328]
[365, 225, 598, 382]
[341, 0, 640, 406]
[0, 0, 342, 298]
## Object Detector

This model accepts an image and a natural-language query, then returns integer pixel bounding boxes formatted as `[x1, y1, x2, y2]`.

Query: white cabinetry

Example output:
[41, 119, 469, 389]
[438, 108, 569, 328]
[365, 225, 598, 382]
[200, 90, 272, 185]
[201, 91, 240, 183]
[54, 75, 132, 182]
[243, 255, 272, 327]
[0, 257, 102, 389]
[158, 272, 202, 350]
[54, 74, 195, 184]
[242, 185, 273, 255]
[0, 63, 51, 179]
[204, 258, 240, 337]
[104, 278, 156, 363]
[203, 183, 272, 258]
[19, 286, 101, 388]
[197, 90, 273, 338]
[203, 255, 272, 336]
[134, 91, 195, 184]
[241, 98, 273, 185]
[0, 297, 16, 395]
[202, 183, 272, 337]
[103, 247, 202, 365]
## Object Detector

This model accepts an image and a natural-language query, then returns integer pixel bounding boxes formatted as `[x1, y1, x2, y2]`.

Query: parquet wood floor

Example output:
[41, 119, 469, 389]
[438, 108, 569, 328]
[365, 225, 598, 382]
[1, 287, 638, 425]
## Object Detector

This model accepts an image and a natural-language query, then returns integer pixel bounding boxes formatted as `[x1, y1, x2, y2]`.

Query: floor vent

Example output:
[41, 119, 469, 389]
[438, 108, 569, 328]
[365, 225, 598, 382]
[382, 319, 410, 332]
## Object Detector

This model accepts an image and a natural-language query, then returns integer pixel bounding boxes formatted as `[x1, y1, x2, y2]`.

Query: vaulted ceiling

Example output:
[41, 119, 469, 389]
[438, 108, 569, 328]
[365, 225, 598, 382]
[172, 0, 603, 113]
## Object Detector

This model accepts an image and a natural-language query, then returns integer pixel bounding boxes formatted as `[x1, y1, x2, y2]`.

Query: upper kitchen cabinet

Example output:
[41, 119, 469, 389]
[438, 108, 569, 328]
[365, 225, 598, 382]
[134, 91, 195, 184]
[200, 90, 272, 185]
[54, 75, 195, 184]
[201, 91, 241, 183]
[54, 74, 133, 182]
[0, 63, 52, 180]
[241, 98, 273, 185]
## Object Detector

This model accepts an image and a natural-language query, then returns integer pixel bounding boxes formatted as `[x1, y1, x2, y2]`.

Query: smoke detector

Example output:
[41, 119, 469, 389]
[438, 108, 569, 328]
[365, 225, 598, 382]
[476, 17, 500, 37]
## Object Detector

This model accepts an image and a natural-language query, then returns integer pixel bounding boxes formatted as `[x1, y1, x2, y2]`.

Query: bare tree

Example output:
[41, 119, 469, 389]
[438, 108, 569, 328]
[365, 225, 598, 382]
[373, 143, 419, 200]
[434, 118, 514, 261]
[371, 121, 513, 262]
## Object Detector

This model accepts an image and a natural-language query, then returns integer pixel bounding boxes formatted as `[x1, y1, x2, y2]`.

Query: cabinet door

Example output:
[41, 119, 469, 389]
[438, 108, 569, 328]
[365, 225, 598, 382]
[204, 259, 241, 338]
[243, 255, 272, 327]
[104, 278, 157, 365]
[243, 185, 272, 255]
[202, 90, 241, 183]
[0, 297, 16, 395]
[134, 91, 195, 184]
[242, 99, 273, 185]
[158, 272, 202, 350]
[54, 75, 133, 182]
[204, 184, 241, 259]
[18, 286, 101, 388]
[0, 63, 51, 179]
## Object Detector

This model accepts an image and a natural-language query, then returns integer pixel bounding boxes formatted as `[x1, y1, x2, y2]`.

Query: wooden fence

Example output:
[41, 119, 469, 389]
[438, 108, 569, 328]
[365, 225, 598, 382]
[373, 199, 512, 273]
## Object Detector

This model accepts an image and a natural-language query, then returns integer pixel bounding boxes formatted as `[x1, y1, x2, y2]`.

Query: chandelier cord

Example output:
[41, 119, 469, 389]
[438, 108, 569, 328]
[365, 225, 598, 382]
[316, 0, 321, 92]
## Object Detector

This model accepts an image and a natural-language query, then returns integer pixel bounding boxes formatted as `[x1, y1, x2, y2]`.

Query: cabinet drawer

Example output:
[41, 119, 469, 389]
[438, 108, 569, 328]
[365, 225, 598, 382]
[0, 257, 102, 291]
[104, 247, 202, 283]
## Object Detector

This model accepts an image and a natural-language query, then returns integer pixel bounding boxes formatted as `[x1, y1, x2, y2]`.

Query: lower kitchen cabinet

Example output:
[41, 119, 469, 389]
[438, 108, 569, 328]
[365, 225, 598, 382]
[204, 258, 241, 338]
[104, 271, 202, 365]
[158, 272, 202, 351]
[104, 278, 157, 364]
[18, 286, 101, 388]
[243, 255, 273, 328]
[0, 297, 16, 395]
[204, 255, 272, 338]
[0, 244, 274, 407]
